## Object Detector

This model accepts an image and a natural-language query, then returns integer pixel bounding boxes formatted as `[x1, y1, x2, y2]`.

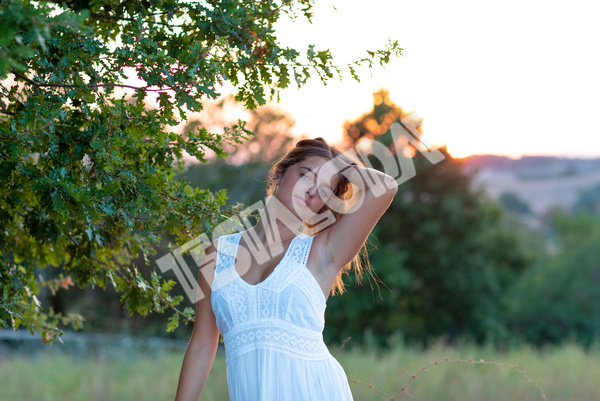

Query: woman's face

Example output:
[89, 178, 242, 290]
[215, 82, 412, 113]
[273, 156, 340, 221]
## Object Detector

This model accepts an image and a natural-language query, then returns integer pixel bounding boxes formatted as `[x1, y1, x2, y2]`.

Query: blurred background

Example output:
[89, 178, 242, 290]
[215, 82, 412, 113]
[2, 1, 600, 400]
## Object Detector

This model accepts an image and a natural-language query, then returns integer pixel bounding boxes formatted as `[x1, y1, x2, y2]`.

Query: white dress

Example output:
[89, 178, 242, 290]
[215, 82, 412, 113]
[211, 232, 354, 401]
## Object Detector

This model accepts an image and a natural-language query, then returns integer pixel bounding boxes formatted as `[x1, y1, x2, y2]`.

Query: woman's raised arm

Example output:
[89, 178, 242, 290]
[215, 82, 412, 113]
[322, 165, 398, 272]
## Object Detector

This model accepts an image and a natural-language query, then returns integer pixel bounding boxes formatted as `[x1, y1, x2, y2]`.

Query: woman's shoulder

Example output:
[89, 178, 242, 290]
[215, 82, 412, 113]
[194, 232, 240, 269]
[213, 231, 243, 249]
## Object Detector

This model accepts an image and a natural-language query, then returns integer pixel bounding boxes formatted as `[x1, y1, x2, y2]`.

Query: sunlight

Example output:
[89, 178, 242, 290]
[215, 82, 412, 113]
[271, 0, 600, 159]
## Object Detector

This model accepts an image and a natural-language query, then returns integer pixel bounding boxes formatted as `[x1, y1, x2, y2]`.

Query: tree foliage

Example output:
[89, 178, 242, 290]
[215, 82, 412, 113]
[498, 191, 532, 216]
[29, 99, 296, 341]
[505, 209, 600, 348]
[573, 182, 600, 216]
[0, 0, 401, 341]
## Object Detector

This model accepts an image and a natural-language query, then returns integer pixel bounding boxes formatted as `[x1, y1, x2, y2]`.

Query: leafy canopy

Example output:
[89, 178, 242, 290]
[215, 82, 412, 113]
[0, 0, 402, 342]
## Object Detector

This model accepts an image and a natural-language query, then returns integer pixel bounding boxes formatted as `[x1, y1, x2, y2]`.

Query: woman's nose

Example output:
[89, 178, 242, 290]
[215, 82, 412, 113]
[306, 185, 318, 197]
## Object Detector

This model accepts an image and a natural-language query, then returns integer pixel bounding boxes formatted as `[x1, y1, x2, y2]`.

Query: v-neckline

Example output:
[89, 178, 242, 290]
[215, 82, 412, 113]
[233, 233, 299, 287]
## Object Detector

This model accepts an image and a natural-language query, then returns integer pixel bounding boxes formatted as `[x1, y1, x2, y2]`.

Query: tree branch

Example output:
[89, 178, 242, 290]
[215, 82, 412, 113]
[11, 70, 39, 87]
[10, 68, 176, 92]
[64, 231, 79, 247]
[90, 12, 191, 29]
[161, 191, 182, 202]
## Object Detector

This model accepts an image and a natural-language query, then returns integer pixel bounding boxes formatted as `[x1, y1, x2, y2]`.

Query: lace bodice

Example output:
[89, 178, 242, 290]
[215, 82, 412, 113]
[210, 232, 329, 364]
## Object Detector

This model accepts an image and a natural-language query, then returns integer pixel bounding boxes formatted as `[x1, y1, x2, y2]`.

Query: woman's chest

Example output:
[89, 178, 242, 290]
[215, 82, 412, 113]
[211, 270, 326, 332]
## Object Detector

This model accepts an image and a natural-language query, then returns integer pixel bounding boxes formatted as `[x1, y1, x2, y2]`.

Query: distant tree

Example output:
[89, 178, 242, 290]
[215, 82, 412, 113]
[0, 1, 401, 341]
[498, 192, 533, 215]
[573, 183, 600, 216]
[325, 90, 536, 347]
[505, 210, 600, 348]
[182, 95, 297, 166]
[178, 95, 298, 211]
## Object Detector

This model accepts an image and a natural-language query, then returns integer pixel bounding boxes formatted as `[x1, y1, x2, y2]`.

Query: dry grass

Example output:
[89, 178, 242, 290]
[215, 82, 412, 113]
[0, 341, 597, 401]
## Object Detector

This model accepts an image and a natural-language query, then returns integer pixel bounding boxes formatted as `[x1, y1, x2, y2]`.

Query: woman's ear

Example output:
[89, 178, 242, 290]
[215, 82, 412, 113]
[272, 167, 283, 184]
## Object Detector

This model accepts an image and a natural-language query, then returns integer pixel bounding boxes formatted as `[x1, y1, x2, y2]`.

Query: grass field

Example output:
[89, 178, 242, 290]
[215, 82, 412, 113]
[0, 341, 597, 401]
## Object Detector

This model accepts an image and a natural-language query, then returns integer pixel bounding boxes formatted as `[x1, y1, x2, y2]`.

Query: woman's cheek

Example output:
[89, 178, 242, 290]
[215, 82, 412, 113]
[291, 178, 307, 197]
[310, 198, 326, 213]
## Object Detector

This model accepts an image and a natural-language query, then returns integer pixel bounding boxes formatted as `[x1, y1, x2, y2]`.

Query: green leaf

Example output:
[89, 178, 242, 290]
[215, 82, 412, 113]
[51, 191, 66, 212]
[166, 313, 179, 333]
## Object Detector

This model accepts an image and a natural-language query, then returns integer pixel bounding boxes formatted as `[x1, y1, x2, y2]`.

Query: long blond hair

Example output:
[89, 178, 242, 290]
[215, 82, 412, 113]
[266, 138, 372, 295]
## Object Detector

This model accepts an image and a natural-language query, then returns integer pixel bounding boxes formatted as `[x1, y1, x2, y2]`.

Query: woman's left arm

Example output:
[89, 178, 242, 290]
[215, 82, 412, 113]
[322, 165, 398, 271]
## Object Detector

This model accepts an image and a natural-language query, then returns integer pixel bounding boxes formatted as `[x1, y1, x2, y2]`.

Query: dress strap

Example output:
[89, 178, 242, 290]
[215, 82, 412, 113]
[212, 233, 242, 291]
[300, 234, 314, 266]
[216, 233, 242, 272]
[286, 233, 314, 267]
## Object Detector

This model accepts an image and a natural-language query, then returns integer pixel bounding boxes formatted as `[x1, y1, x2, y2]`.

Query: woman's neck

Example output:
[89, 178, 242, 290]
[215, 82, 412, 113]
[253, 196, 302, 246]
[239, 198, 302, 263]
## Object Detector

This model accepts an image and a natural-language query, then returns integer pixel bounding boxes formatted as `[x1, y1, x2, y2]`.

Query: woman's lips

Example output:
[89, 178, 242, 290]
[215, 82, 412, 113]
[295, 196, 308, 206]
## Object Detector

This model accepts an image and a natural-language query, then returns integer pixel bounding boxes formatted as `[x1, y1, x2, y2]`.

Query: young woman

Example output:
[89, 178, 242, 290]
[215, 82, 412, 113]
[175, 138, 398, 400]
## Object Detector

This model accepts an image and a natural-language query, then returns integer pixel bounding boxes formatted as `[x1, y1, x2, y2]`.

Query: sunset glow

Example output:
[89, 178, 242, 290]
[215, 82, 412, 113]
[269, 0, 600, 159]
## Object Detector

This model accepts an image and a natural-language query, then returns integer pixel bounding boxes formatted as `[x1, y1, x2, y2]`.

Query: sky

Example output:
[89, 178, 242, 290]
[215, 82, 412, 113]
[264, 0, 600, 159]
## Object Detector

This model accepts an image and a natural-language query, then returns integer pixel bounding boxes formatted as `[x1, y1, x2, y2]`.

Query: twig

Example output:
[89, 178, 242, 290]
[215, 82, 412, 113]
[350, 379, 393, 399]
[337, 336, 352, 352]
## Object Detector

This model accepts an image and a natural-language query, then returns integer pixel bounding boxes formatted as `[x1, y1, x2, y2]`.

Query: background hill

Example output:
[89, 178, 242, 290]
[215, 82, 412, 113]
[461, 155, 600, 215]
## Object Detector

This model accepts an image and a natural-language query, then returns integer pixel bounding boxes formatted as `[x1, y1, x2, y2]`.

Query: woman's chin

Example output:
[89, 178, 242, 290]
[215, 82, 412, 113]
[292, 204, 317, 222]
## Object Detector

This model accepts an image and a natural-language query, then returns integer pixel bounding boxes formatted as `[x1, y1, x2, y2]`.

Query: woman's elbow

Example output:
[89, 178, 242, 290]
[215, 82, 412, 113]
[380, 174, 398, 199]
[387, 175, 398, 192]
[363, 174, 397, 209]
